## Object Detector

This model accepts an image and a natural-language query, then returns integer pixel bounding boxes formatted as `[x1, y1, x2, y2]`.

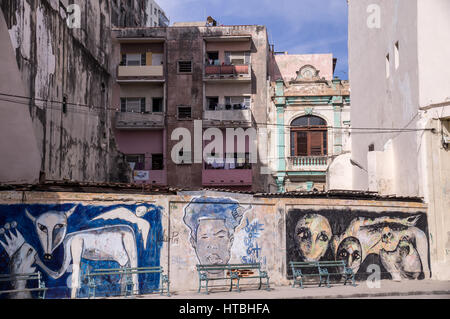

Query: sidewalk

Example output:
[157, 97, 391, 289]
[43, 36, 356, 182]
[109, 280, 450, 299]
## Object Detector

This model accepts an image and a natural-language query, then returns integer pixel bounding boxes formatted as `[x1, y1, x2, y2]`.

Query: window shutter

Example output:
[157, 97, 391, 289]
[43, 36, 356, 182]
[244, 97, 251, 108]
[244, 52, 250, 64]
[296, 132, 308, 156]
[140, 98, 146, 113]
[141, 53, 146, 66]
[225, 52, 231, 64]
[121, 54, 126, 65]
[310, 132, 323, 155]
[121, 98, 126, 112]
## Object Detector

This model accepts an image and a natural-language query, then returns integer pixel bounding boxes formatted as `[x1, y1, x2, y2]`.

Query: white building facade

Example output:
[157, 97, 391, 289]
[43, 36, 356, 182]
[348, 0, 450, 279]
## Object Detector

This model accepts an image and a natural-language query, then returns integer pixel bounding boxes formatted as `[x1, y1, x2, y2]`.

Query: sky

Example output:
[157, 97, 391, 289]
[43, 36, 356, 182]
[158, 0, 349, 79]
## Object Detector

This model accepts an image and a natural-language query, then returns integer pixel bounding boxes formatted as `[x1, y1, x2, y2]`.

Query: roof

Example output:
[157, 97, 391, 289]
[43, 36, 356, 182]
[0, 182, 424, 202]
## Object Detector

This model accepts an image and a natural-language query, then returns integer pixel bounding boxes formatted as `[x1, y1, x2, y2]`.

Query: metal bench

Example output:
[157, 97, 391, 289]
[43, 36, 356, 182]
[289, 261, 320, 289]
[84, 266, 170, 298]
[228, 263, 270, 293]
[196, 264, 232, 294]
[0, 272, 47, 299]
[317, 260, 356, 288]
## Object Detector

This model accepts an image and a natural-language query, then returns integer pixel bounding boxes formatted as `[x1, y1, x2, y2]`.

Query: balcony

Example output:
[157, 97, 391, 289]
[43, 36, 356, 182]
[287, 156, 329, 172]
[203, 104, 252, 127]
[202, 169, 252, 186]
[204, 64, 251, 82]
[115, 112, 165, 130]
[117, 65, 164, 83]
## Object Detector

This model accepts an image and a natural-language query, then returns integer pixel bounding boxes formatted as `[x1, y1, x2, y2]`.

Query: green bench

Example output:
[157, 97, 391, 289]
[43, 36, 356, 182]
[289, 261, 319, 289]
[196, 263, 270, 294]
[317, 260, 355, 288]
[84, 266, 170, 298]
[290, 261, 356, 288]
[228, 263, 270, 293]
[0, 272, 47, 299]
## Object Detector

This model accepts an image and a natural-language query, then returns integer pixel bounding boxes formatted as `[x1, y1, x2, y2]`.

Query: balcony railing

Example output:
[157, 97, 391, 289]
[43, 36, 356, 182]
[117, 65, 164, 79]
[287, 156, 329, 171]
[204, 64, 251, 79]
[203, 104, 252, 125]
[115, 112, 165, 129]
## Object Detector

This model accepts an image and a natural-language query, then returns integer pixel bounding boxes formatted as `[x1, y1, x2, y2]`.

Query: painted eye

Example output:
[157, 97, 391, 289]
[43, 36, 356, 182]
[318, 232, 329, 242]
[26, 248, 34, 257]
[353, 251, 361, 260]
[38, 223, 48, 233]
[339, 251, 348, 258]
[54, 224, 64, 229]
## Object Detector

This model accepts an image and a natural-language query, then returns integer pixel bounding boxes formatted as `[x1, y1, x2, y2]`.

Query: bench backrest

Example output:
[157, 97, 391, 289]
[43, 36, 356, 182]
[196, 264, 229, 272]
[290, 261, 318, 268]
[317, 260, 346, 267]
[228, 263, 261, 270]
[0, 272, 41, 282]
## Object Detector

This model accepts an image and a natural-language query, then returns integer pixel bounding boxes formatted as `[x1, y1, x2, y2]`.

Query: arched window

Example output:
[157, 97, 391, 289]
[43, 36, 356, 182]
[290, 115, 328, 156]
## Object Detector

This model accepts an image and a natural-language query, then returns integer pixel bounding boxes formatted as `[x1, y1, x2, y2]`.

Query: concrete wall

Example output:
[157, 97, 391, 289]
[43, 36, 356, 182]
[0, 0, 131, 184]
[0, 189, 430, 298]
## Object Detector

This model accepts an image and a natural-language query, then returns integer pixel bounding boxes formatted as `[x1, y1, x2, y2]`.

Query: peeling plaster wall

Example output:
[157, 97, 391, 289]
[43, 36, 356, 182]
[0, 190, 430, 298]
[0, 0, 131, 183]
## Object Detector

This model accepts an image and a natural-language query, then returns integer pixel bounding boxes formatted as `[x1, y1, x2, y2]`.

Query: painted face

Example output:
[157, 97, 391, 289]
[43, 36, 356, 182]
[295, 214, 331, 261]
[135, 206, 148, 218]
[380, 239, 422, 280]
[381, 226, 403, 252]
[194, 219, 232, 269]
[337, 237, 362, 273]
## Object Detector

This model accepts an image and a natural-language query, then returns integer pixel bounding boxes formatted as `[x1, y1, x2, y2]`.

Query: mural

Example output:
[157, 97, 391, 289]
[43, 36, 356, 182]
[183, 197, 252, 275]
[286, 209, 430, 281]
[0, 204, 163, 299]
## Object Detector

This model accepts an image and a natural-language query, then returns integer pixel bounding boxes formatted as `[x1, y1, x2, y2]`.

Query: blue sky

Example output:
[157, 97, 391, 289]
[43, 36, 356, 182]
[159, 0, 349, 79]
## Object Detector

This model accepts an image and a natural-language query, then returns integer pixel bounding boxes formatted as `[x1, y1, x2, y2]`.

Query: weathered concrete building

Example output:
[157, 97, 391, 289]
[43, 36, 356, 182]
[0, 0, 170, 185]
[268, 52, 352, 193]
[111, 24, 270, 191]
[0, 185, 430, 298]
[348, 0, 450, 279]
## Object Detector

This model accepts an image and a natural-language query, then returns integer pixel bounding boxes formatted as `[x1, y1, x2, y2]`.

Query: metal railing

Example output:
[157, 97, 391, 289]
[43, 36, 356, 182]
[204, 64, 251, 77]
[288, 156, 329, 169]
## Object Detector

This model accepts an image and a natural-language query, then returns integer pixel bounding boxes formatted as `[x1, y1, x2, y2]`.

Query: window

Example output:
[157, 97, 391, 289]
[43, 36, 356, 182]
[290, 116, 327, 157]
[206, 52, 219, 65]
[386, 53, 390, 78]
[225, 96, 251, 110]
[151, 154, 164, 170]
[178, 61, 192, 73]
[368, 144, 375, 152]
[152, 97, 163, 113]
[177, 106, 192, 119]
[394, 42, 400, 70]
[121, 97, 146, 113]
[224, 51, 250, 65]
[125, 154, 145, 170]
[206, 97, 219, 110]
[204, 153, 252, 170]
[121, 53, 145, 66]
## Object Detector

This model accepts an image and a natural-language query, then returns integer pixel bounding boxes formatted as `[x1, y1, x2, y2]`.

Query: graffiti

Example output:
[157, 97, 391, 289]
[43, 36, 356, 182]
[241, 218, 266, 265]
[183, 197, 251, 275]
[286, 209, 430, 281]
[0, 204, 163, 299]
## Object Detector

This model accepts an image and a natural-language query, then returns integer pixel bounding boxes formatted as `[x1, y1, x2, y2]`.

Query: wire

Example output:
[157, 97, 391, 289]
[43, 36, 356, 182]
[0, 91, 434, 133]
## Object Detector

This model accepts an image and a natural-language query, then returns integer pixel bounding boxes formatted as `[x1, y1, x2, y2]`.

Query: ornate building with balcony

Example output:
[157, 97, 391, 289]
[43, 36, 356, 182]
[268, 52, 352, 192]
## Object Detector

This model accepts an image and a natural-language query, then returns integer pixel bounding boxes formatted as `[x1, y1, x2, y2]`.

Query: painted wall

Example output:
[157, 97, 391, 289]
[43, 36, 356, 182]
[0, 190, 430, 298]
[0, 202, 163, 299]
[286, 209, 430, 281]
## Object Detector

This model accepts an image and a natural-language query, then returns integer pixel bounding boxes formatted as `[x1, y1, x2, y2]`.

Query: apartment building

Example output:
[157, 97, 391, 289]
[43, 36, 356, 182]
[111, 24, 270, 191]
[268, 52, 351, 192]
[146, 0, 169, 27]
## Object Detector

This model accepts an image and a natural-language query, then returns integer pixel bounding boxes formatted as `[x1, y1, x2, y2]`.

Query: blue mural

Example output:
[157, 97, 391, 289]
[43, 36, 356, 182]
[0, 203, 163, 299]
[241, 218, 266, 265]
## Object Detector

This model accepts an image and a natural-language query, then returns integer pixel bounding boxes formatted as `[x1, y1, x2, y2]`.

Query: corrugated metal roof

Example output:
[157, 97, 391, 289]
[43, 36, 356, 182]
[0, 182, 424, 202]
